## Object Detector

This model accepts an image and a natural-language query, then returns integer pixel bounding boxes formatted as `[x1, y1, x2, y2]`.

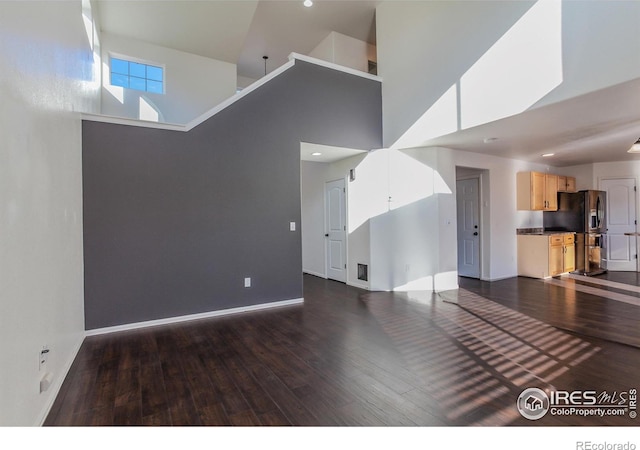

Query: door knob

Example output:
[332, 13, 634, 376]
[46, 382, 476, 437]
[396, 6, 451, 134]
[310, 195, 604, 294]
[325, 234, 329, 237]
[473, 232, 478, 236]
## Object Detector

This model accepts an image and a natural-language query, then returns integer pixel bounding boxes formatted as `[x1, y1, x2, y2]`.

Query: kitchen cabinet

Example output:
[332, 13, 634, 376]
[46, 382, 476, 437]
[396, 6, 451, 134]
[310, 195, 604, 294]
[517, 171, 558, 211]
[557, 175, 577, 192]
[517, 233, 575, 278]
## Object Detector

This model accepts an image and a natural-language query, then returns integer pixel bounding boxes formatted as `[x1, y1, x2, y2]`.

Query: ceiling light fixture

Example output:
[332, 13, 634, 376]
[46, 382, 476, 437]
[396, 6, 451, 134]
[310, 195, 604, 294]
[311, 152, 322, 156]
[483, 137, 498, 144]
[628, 137, 640, 153]
[541, 153, 555, 157]
[304, 0, 313, 7]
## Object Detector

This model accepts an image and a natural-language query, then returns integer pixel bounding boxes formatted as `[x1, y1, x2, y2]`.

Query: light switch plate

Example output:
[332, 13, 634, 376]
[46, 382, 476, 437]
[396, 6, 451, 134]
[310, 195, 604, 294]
[290, 222, 296, 231]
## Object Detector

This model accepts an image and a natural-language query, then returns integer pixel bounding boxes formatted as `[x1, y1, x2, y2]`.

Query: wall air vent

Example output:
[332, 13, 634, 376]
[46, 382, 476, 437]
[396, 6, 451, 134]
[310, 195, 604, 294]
[367, 61, 377, 76]
[357, 263, 368, 281]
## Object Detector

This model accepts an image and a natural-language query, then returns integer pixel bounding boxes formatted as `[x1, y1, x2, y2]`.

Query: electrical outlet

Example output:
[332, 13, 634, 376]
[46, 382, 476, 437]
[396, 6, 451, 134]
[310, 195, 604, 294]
[40, 372, 52, 393]
[39, 346, 49, 371]
[244, 277, 251, 288]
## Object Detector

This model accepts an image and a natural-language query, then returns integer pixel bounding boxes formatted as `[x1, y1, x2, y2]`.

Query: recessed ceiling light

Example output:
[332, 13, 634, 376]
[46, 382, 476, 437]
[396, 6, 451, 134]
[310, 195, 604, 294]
[541, 153, 555, 157]
[483, 137, 498, 143]
[311, 152, 322, 156]
[303, 0, 313, 7]
[627, 137, 640, 153]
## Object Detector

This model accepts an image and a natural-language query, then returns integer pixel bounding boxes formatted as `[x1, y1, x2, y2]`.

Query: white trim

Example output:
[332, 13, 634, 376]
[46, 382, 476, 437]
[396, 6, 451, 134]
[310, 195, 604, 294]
[35, 334, 85, 426]
[184, 59, 296, 131]
[486, 275, 517, 282]
[303, 270, 327, 279]
[85, 298, 304, 336]
[82, 53, 382, 132]
[108, 51, 165, 72]
[347, 280, 370, 290]
[81, 113, 186, 131]
[288, 52, 383, 83]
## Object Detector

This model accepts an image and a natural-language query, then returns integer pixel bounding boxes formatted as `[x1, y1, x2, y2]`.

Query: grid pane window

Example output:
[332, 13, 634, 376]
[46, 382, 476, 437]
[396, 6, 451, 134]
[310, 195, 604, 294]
[147, 80, 163, 94]
[147, 66, 163, 82]
[129, 62, 146, 79]
[110, 57, 164, 94]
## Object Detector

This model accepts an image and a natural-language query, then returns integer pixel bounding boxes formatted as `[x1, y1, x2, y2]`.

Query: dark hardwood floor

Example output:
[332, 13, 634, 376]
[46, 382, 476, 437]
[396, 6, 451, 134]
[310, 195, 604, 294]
[459, 272, 640, 348]
[45, 273, 640, 426]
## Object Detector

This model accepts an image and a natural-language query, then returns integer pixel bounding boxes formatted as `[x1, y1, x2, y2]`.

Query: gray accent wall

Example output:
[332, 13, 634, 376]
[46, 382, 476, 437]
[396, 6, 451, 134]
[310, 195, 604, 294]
[82, 60, 382, 329]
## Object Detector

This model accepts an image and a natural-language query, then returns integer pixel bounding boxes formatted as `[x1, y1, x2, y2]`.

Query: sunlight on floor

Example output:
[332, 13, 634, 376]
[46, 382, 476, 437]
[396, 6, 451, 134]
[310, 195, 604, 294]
[366, 288, 600, 425]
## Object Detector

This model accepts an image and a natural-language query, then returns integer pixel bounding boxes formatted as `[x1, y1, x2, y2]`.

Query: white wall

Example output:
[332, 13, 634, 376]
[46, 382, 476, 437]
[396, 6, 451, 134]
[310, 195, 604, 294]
[302, 146, 561, 291]
[561, 163, 595, 191]
[301, 161, 328, 278]
[101, 32, 236, 124]
[309, 31, 375, 74]
[328, 154, 371, 289]
[353, 146, 549, 290]
[591, 162, 640, 224]
[450, 150, 553, 281]
[376, 0, 640, 148]
[591, 161, 640, 191]
[538, 0, 640, 107]
[368, 147, 457, 292]
[561, 160, 640, 197]
[237, 75, 257, 90]
[0, 0, 100, 425]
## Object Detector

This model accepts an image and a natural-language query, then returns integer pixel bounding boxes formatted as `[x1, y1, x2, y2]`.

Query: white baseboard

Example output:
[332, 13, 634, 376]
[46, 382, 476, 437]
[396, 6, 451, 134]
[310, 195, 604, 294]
[36, 333, 84, 426]
[484, 275, 517, 282]
[347, 280, 370, 290]
[85, 298, 304, 337]
[303, 270, 327, 279]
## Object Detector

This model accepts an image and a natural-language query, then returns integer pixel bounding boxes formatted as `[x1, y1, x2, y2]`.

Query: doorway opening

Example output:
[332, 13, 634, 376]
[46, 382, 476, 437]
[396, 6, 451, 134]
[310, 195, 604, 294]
[300, 142, 367, 286]
[455, 166, 489, 280]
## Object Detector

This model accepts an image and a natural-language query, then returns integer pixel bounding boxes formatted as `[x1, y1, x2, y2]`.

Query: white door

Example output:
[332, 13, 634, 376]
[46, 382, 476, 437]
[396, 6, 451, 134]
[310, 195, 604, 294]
[325, 179, 347, 282]
[457, 177, 481, 278]
[600, 178, 637, 271]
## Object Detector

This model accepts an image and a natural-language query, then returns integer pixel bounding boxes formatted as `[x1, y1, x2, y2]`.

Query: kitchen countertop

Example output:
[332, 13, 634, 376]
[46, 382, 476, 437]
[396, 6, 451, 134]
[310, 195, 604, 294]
[516, 228, 575, 236]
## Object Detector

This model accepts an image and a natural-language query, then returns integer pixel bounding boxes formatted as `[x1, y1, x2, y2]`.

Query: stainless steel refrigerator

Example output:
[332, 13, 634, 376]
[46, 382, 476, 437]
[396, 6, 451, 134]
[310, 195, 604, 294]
[543, 190, 607, 275]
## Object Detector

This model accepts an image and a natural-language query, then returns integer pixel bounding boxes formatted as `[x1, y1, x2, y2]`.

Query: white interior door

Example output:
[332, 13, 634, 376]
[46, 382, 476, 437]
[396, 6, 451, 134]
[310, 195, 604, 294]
[456, 177, 481, 278]
[600, 178, 637, 271]
[325, 179, 346, 282]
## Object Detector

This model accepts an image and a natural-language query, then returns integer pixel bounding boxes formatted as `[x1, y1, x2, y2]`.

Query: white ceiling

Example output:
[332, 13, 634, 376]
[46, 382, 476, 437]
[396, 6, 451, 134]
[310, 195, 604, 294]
[421, 77, 640, 168]
[94, 0, 640, 168]
[96, 0, 378, 80]
[96, 1, 261, 65]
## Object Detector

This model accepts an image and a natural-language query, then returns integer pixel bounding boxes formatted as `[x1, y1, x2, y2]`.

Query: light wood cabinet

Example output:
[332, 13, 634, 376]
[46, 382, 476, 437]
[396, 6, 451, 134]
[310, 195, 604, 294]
[517, 233, 576, 278]
[557, 175, 577, 192]
[563, 234, 575, 272]
[517, 171, 558, 211]
[548, 233, 575, 275]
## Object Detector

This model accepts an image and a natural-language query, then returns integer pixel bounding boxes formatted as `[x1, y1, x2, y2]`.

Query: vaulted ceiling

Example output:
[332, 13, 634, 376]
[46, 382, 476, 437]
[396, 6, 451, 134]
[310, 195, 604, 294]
[96, 0, 379, 80]
[94, 0, 640, 167]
